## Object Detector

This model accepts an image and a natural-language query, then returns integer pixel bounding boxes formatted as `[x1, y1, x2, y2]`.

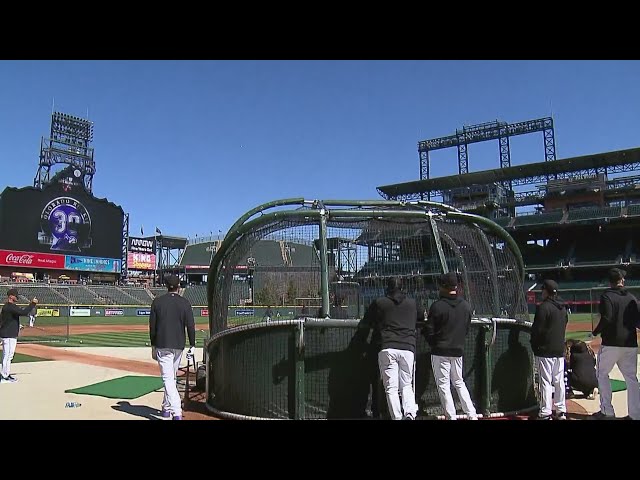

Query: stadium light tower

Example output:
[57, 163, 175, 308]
[417, 117, 557, 196]
[34, 112, 96, 193]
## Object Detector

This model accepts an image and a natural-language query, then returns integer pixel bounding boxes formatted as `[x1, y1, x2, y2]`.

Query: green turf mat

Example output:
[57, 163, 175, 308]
[65, 375, 164, 399]
[610, 379, 627, 393]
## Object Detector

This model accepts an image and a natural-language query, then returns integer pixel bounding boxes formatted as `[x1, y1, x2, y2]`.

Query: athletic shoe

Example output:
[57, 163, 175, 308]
[173, 415, 183, 420]
[1, 375, 17, 383]
[161, 410, 171, 419]
[536, 415, 552, 420]
[591, 411, 612, 419]
[555, 413, 567, 420]
[403, 414, 415, 420]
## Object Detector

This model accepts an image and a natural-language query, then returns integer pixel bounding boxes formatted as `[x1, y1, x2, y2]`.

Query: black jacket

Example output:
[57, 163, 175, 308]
[568, 344, 598, 394]
[361, 289, 422, 353]
[531, 297, 568, 357]
[0, 301, 36, 338]
[424, 294, 471, 357]
[149, 292, 196, 349]
[593, 287, 639, 348]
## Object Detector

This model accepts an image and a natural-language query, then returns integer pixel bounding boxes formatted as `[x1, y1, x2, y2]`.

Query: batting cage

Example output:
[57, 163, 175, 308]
[206, 199, 537, 419]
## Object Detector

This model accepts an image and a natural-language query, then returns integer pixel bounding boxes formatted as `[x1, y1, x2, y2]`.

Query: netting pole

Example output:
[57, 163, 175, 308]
[477, 230, 501, 316]
[481, 325, 492, 416]
[294, 321, 305, 419]
[428, 215, 448, 274]
[318, 206, 330, 318]
[439, 232, 471, 299]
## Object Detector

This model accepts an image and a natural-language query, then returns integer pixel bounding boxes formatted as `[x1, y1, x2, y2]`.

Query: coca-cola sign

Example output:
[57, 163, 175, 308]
[5, 253, 34, 265]
[0, 249, 65, 270]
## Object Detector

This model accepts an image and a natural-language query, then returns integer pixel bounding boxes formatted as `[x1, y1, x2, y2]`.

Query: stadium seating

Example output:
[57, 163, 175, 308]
[571, 235, 626, 265]
[183, 285, 207, 306]
[180, 241, 217, 267]
[120, 287, 154, 304]
[148, 287, 166, 296]
[567, 206, 621, 223]
[626, 204, 640, 217]
[513, 210, 564, 227]
[2, 284, 69, 304]
[89, 286, 137, 305]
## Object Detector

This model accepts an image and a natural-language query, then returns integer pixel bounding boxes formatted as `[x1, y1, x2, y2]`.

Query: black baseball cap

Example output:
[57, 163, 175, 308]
[439, 272, 458, 288]
[542, 279, 559, 295]
[164, 275, 180, 289]
[608, 268, 626, 284]
[7, 288, 18, 297]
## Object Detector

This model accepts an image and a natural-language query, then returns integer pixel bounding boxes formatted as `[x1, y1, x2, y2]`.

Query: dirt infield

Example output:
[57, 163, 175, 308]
[18, 344, 161, 375]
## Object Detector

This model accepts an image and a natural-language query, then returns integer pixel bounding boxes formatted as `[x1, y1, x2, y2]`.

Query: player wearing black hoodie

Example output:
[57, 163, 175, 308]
[531, 279, 568, 420]
[591, 268, 640, 420]
[1, 288, 38, 383]
[424, 272, 477, 420]
[362, 277, 423, 420]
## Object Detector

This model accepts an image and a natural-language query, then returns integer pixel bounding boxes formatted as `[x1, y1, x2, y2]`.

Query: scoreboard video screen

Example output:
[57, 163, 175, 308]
[0, 182, 124, 272]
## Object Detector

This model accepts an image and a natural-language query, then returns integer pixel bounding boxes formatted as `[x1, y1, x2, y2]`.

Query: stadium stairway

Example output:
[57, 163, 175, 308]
[114, 286, 144, 304]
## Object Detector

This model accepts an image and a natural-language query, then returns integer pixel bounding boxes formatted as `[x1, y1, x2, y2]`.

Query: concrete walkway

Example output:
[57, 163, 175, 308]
[0, 346, 205, 420]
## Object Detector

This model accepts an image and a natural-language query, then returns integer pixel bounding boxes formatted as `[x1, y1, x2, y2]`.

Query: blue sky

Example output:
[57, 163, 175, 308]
[1, 60, 639, 238]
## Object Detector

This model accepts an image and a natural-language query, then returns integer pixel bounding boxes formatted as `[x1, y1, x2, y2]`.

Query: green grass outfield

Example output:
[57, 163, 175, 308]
[29, 314, 296, 327]
[20, 313, 596, 347]
[31, 330, 211, 348]
[34, 312, 597, 327]
[28, 315, 209, 326]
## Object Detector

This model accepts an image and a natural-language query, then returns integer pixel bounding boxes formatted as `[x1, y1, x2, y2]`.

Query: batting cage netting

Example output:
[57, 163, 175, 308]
[206, 199, 536, 419]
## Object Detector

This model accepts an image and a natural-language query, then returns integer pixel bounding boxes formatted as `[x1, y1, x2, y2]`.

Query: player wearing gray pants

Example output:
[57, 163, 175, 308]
[424, 273, 477, 420]
[156, 348, 185, 417]
[149, 275, 196, 420]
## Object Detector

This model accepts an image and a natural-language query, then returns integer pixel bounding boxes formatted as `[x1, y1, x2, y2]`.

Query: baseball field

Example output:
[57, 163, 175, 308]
[0, 311, 613, 420]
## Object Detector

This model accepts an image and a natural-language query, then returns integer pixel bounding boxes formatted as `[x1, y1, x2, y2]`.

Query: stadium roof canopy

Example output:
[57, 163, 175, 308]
[155, 235, 187, 249]
[377, 147, 640, 198]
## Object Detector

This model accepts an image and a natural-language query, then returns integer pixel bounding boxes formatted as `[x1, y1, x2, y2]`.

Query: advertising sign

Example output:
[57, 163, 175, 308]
[70, 307, 91, 317]
[105, 308, 124, 316]
[127, 252, 156, 271]
[36, 308, 60, 317]
[200, 308, 209, 316]
[137, 309, 151, 316]
[235, 308, 255, 316]
[65, 255, 121, 273]
[128, 237, 156, 254]
[0, 249, 66, 270]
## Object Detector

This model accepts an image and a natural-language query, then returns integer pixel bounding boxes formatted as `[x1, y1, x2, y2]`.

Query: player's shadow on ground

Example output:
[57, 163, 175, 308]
[111, 401, 163, 420]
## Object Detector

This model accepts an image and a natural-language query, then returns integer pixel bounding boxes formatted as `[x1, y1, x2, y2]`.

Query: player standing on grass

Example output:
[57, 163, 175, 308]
[149, 275, 196, 420]
[0, 288, 38, 383]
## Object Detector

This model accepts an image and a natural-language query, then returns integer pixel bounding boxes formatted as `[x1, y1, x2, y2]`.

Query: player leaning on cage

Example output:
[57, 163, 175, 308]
[530, 280, 568, 420]
[149, 275, 196, 420]
[362, 276, 422, 420]
[591, 268, 640, 420]
[423, 272, 477, 420]
[0, 288, 38, 383]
